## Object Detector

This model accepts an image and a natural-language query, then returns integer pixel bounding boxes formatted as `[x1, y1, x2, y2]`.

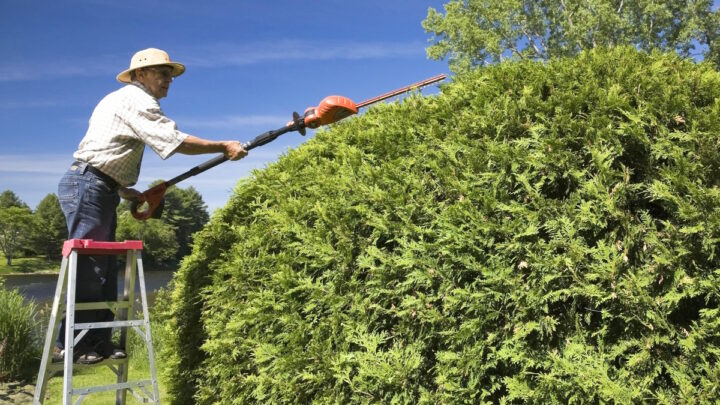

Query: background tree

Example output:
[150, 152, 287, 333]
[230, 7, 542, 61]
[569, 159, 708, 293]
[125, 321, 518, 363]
[115, 211, 179, 268]
[0, 206, 35, 265]
[32, 193, 67, 259]
[117, 181, 210, 264]
[116, 181, 210, 267]
[423, 0, 720, 72]
[162, 185, 210, 259]
[0, 190, 29, 209]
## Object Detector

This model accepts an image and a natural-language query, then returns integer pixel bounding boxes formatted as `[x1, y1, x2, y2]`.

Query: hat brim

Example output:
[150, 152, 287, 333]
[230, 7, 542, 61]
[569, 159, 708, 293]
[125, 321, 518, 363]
[116, 62, 185, 84]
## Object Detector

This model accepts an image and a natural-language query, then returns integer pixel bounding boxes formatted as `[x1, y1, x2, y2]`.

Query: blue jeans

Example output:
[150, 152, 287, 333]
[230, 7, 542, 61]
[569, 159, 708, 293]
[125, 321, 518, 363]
[56, 161, 120, 349]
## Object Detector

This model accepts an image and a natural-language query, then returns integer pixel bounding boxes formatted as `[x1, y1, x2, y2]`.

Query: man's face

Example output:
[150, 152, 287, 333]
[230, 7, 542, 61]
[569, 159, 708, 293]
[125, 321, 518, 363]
[136, 65, 174, 99]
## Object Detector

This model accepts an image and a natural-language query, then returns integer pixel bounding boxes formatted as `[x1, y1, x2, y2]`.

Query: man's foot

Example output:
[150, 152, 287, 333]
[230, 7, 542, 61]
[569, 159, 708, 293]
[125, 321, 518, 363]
[95, 341, 126, 359]
[52, 346, 64, 363]
[76, 349, 103, 364]
[52, 345, 103, 364]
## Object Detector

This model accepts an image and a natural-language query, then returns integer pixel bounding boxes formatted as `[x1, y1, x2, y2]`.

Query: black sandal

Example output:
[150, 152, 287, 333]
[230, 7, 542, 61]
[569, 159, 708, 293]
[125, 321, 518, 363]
[52, 345, 103, 364]
[95, 341, 127, 359]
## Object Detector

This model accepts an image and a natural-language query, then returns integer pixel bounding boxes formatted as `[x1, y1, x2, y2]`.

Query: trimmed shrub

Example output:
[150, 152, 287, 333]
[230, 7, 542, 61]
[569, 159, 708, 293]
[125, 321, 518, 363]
[0, 280, 40, 381]
[164, 47, 720, 403]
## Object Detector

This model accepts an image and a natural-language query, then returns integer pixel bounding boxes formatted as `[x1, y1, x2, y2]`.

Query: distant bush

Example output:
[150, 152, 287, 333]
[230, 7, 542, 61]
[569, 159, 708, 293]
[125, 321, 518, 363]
[0, 280, 40, 381]
[163, 47, 720, 403]
[126, 285, 173, 372]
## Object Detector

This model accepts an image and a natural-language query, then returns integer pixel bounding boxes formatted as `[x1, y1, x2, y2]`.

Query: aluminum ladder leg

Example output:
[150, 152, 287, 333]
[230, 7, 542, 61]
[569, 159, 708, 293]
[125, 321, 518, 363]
[33, 239, 160, 404]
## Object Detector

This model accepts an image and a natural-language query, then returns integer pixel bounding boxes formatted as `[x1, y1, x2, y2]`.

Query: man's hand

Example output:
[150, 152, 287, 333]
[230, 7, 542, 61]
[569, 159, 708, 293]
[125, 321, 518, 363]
[118, 187, 143, 201]
[224, 141, 248, 161]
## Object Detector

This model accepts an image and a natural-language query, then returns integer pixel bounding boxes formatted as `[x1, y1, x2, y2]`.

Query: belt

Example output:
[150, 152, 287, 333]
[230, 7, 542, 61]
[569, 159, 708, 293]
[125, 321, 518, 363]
[72, 161, 120, 190]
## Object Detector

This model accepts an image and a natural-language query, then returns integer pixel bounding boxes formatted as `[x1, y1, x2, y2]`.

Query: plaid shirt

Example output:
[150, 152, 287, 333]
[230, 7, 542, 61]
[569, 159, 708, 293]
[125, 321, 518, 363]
[73, 82, 189, 187]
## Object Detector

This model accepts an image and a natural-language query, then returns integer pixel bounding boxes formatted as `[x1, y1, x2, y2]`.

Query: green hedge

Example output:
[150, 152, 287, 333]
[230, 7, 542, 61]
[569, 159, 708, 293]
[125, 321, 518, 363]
[163, 47, 720, 403]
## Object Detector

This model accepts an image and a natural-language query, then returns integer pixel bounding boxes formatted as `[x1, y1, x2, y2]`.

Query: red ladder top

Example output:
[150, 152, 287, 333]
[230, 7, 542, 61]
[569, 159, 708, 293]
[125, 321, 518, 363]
[62, 239, 143, 257]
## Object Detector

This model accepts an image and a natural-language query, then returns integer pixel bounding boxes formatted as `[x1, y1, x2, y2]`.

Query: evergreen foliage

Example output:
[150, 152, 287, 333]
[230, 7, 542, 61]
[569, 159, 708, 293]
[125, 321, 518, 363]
[162, 185, 210, 260]
[164, 48, 720, 403]
[0, 190, 29, 210]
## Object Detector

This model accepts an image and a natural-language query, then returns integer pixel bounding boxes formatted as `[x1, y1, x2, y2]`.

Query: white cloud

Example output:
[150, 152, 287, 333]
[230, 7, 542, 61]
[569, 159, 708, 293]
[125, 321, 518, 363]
[0, 40, 425, 83]
[0, 54, 121, 82]
[177, 114, 290, 130]
[0, 100, 73, 109]
[179, 40, 424, 68]
[0, 154, 69, 175]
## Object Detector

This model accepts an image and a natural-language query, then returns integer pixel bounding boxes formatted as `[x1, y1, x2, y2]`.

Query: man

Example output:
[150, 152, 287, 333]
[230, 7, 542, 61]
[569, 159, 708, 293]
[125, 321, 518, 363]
[56, 48, 247, 364]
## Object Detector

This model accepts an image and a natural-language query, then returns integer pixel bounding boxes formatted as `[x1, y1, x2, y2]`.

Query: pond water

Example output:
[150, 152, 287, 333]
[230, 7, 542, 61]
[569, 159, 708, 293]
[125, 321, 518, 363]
[1, 271, 174, 307]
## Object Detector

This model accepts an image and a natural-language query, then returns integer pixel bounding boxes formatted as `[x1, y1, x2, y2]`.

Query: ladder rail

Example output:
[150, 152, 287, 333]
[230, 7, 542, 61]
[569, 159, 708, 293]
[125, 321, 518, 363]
[63, 251, 78, 405]
[137, 252, 161, 401]
[33, 239, 159, 405]
[33, 255, 68, 404]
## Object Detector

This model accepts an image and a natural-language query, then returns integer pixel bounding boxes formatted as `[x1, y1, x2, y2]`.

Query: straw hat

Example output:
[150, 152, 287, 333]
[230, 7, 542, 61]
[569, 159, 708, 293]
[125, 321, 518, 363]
[116, 48, 185, 84]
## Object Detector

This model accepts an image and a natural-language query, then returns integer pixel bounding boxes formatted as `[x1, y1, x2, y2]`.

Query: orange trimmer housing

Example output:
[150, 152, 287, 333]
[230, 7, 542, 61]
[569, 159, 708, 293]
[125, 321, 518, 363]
[303, 96, 358, 129]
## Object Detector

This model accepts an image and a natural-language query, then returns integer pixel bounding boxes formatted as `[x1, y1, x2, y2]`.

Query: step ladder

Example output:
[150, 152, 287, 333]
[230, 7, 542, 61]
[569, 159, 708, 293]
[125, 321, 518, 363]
[33, 239, 160, 404]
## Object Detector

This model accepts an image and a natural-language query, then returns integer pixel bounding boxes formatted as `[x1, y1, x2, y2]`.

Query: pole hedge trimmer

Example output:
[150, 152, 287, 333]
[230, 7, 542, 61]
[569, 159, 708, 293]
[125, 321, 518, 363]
[130, 73, 447, 220]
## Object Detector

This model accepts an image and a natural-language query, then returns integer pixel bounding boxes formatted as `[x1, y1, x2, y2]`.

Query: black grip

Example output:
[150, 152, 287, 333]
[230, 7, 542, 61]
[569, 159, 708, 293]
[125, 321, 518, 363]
[166, 154, 228, 187]
[246, 126, 293, 150]
[158, 116, 305, 189]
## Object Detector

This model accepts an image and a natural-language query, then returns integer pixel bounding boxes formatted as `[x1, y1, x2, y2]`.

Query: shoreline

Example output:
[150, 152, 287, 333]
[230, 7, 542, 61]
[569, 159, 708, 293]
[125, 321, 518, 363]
[1, 271, 59, 277]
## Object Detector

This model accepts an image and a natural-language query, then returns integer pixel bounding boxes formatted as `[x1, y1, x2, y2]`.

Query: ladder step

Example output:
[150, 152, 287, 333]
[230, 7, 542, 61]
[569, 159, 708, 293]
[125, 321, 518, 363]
[74, 320, 147, 330]
[72, 380, 154, 396]
[74, 302, 131, 311]
[47, 357, 128, 372]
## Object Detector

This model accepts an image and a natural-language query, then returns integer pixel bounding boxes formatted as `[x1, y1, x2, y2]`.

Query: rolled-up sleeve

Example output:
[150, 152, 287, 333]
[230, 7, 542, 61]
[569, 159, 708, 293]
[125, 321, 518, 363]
[128, 100, 188, 159]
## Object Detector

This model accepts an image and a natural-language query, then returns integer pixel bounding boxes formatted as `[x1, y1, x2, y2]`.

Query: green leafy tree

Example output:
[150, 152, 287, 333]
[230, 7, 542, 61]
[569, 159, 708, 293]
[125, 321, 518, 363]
[32, 193, 67, 259]
[0, 206, 35, 265]
[423, 0, 720, 72]
[0, 190, 28, 209]
[115, 211, 179, 268]
[118, 182, 210, 263]
[162, 185, 210, 259]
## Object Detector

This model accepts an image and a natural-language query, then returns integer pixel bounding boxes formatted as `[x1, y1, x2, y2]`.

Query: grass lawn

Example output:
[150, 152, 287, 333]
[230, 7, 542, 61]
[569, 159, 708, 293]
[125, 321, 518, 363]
[31, 306, 170, 403]
[40, 357, 168, 404]
[0, 254, 60, 275]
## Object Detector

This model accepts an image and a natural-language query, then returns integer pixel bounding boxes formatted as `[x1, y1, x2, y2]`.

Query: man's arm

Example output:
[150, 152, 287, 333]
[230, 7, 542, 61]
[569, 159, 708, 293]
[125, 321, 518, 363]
[175, 135, 247, 160]
[118, 135, 247, 201]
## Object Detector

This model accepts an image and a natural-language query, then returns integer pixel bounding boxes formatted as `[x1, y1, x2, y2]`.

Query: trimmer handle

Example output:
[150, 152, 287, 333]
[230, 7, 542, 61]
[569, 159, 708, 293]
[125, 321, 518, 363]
[127, 74, 445, 221]
[129, 96, 363, 220]
[130, 182, 168, 220]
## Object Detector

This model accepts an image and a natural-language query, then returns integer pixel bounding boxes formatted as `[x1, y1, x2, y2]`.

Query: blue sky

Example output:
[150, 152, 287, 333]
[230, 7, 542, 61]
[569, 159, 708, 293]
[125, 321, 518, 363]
[0, 0, 449, 212]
